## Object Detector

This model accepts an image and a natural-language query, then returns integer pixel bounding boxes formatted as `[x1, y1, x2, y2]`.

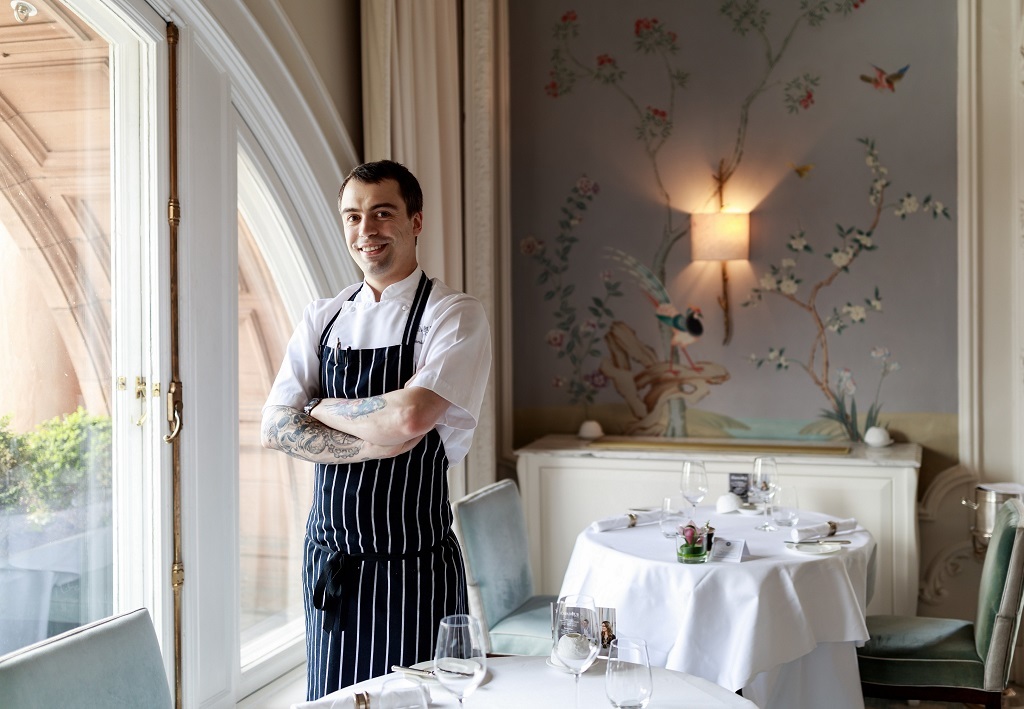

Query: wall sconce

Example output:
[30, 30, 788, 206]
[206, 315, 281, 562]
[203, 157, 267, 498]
[691, 212, 750, 345]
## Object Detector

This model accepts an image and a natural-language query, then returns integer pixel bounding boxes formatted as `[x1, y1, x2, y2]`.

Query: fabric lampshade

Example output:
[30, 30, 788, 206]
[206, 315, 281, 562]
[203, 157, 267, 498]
[691, 212, 750, 261]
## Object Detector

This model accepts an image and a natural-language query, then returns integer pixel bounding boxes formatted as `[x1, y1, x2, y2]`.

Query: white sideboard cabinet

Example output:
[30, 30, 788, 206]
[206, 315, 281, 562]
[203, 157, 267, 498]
[515, 434, 921, 616]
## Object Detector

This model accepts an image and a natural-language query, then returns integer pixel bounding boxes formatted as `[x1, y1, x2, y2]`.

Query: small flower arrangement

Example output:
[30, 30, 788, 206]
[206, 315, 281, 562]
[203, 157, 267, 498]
[676, 521, 710, 563]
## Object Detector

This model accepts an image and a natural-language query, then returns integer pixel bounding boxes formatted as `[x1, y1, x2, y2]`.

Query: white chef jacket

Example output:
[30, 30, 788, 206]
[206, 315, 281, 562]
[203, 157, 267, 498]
[263, 268, 491, 465]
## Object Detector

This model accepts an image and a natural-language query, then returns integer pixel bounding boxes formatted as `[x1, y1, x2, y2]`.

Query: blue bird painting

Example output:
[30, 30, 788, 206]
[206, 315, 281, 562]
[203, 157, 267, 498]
[605, 248, 704, 371]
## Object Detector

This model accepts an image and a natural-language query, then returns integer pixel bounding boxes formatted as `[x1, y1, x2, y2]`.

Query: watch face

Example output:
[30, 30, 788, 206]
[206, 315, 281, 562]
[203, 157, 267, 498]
[304, 398, 321, 415]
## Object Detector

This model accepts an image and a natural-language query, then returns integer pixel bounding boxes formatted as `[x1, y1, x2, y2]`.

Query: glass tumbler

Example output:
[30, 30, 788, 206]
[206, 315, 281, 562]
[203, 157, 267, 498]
[605, 636, 653, 708]
[772, 484, 800, 527]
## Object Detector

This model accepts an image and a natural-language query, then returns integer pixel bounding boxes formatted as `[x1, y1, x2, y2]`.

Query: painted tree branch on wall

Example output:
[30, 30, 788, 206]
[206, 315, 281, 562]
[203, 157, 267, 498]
[744, 138, 950, 441]
[520, 177, 622, 410]
[527, 1, 927, 440]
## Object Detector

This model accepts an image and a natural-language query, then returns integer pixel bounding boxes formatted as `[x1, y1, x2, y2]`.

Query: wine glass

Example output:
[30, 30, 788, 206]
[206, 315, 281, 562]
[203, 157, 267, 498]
[751, 457, 778, 531]
[553, 594, 600, 708]
[680, 460, 709, 520]
[605, 636, 653, 709]
[433, 614, 487, 707]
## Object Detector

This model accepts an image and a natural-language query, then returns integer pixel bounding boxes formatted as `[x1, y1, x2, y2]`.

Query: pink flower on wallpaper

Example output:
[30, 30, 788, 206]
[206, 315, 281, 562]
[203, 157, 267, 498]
[799, 90, 814, 109]
[561, 10, 577, 24]
[546, 329, 566, 349]
[584, 369, 608, 389]
[551, 376, 566, 389]
[646, 105, 668, 123]
[545, 79, 560, 98]
[634, 17, 658, 36]
[520, 235, 545, 256]
[600, 269, 614, 282]
[597, 53, 616, 67]
[579, 318, 598, 335]
[633, 17, 677, 53]
[576, 176, 599, 196]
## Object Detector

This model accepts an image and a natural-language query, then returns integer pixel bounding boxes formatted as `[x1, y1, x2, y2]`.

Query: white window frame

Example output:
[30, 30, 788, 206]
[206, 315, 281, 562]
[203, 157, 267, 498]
[63, 0, 172, 674]
[57, 0, 360, 704]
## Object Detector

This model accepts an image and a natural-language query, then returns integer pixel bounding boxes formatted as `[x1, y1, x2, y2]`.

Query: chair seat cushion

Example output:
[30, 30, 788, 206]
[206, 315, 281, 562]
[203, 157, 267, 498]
[489, 594, 558, 656]
[857, 615, 985, 689]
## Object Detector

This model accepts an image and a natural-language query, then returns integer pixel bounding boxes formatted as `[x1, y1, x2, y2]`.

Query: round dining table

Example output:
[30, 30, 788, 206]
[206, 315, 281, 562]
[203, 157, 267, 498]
[290, 654, 758, 708]
[558, 506, 876, 709]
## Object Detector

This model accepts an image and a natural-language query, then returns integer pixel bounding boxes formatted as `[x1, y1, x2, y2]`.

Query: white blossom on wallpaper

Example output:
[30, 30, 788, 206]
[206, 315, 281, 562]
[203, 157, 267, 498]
[745, 138, 949, 441]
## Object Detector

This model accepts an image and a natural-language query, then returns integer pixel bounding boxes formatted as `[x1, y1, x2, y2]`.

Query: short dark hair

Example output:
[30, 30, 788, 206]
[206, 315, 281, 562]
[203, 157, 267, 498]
[338, 160, 423, 216]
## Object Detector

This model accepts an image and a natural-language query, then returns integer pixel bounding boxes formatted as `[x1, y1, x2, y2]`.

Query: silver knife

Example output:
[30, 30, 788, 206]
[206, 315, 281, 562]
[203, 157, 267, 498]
[392, 665, 435, 679]
[392, 664, 476, 678]
[786, 539, 852, 545]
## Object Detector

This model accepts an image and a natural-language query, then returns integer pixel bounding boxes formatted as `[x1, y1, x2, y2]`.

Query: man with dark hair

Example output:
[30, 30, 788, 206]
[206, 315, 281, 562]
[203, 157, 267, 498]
[261, 159, 491, 699]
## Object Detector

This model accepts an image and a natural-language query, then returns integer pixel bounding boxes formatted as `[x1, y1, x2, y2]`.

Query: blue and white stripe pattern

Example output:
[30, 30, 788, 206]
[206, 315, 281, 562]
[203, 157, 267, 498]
[302, 273, 467, 699]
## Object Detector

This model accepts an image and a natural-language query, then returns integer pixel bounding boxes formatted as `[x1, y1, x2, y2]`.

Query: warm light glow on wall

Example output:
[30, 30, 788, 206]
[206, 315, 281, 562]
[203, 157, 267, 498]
[690, 212, 750, 262]
[690, 212, 750, 345]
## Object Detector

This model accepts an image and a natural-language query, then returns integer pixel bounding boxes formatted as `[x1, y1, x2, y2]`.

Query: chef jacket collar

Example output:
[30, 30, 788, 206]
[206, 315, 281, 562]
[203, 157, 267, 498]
[353, 267, 424, 304]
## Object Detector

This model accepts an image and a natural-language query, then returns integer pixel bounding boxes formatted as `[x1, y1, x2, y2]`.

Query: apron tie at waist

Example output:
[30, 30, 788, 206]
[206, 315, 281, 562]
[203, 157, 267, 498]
[312, 541, 444, 637]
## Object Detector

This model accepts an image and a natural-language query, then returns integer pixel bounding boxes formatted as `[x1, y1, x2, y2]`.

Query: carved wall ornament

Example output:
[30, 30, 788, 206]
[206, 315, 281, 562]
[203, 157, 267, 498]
[919, 540, 977, 606]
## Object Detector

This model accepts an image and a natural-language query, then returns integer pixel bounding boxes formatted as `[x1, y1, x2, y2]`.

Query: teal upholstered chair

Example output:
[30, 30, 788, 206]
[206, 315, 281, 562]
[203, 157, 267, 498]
[0, 607, 172, 709]
[858, 498, 1024, 709]
[453, 479, 557, 655]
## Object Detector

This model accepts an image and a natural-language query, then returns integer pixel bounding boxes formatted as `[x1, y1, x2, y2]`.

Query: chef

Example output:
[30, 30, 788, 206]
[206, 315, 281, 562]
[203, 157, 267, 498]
[261, 160, 491, 700]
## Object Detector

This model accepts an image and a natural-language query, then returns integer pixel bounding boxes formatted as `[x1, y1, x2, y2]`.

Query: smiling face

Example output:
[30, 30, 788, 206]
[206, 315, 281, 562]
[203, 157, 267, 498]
[340, 177, 422, 298]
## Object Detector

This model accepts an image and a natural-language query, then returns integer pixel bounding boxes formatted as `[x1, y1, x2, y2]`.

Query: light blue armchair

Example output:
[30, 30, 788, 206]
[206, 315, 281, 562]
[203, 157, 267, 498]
[857, 498, 1024, 708]
[0, 607, 172, 709]
[453, 479, 557, 655]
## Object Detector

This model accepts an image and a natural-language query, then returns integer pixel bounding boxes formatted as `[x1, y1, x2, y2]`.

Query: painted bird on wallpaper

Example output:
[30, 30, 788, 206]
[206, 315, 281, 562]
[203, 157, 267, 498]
[788, 161, 814, 179]
[605, 248, 704, 371]
[860, 64, 909, 92]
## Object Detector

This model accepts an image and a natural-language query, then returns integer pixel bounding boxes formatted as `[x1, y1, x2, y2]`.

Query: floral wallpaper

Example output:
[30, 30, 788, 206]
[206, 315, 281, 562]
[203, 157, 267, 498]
[510, 0, 957, 445]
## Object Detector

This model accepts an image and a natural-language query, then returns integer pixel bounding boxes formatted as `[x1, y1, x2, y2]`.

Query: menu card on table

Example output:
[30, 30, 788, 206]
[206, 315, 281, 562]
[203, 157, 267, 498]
[550, 603, 618, 654]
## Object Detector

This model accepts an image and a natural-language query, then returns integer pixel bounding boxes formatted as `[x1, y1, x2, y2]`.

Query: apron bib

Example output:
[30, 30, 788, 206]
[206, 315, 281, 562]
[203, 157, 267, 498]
[302, 273, 467, 699]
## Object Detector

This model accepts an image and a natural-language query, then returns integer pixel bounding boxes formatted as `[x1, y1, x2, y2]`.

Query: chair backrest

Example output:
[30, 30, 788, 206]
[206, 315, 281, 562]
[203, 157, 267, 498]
[975, 497, 1024, 691]
[452, 479, 535, 630]
[0, 607, 172, 709]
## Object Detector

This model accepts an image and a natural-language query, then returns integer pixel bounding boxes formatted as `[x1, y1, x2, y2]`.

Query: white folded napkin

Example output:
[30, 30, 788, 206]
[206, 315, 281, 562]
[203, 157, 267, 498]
[290, 685, 427, 709]
[790, 517, 858, 542]
[590, 509, 661, 532]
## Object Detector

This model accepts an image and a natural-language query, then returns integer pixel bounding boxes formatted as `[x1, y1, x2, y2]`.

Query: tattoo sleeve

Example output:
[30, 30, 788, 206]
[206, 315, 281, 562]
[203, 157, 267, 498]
[262, 406, 368, 462]
[321, 396, 386, 420]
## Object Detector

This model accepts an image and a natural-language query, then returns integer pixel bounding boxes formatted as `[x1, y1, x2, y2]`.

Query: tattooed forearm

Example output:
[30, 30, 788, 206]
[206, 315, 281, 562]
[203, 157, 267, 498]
[261, 406, 368, 462]
[320, 396, 386, 420]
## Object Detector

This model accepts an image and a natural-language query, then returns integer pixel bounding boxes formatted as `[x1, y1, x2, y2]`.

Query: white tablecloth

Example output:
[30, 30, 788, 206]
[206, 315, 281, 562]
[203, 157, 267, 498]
[292, 655, 756, 708]
[559, 506, 875, 709]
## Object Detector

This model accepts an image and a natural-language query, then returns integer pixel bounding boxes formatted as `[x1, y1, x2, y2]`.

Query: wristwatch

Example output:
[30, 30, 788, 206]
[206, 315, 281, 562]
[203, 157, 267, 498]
[303, 398, 323, 416]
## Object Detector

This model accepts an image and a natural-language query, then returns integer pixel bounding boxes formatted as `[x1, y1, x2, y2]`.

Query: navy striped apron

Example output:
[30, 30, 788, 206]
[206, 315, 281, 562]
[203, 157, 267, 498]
[302, 273, 467, 699]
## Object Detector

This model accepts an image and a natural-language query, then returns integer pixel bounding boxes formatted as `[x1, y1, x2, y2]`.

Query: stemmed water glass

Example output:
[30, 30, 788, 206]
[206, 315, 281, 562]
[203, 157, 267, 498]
[751, 457, 778, 532]
[433, 614, 487, 707]
[553, 594, 600, 709]
[680, 460, 709, 520]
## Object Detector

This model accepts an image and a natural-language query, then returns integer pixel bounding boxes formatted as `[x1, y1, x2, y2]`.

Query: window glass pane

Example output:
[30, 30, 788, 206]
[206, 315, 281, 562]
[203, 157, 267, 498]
[237, 212, 312, 646]
[0, 0, 113, 654]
